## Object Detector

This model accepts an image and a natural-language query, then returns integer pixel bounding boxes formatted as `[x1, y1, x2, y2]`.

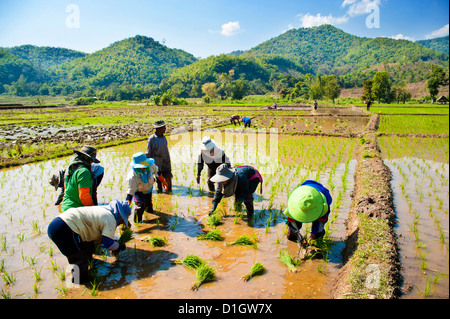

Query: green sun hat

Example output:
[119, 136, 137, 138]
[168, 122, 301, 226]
[283, 185, 328, 223]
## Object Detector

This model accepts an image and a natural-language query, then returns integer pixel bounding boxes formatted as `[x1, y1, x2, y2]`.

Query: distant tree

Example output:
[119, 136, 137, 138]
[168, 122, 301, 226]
[161, 89, 173, 105]
[393, 83, 411, 104]
[361, 79, 373, 102]
[371, 71, 391, 103]
[229, 79, 248, 100]
[426, 65, 448, 103]
[201, 82, 217, 99]
[309, 75, 324, 100]
[38, 84, 50, 95]
[292, 81, 309, 98]
[152, 94, 161, 106]
[322, 75, 341, 103]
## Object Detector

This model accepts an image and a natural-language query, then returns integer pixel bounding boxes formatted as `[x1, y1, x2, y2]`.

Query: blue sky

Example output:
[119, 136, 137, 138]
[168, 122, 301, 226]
[0, 0, 448, 58]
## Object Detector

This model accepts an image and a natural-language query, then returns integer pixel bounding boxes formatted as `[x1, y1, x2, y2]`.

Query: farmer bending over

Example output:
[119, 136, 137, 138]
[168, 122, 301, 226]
[208, 164, 263, 223]
[47, 199, 131, 284]
[242, 116, 251, 128]
[61, 146, 100, 212]
[196, 136, 231, 192]
[284, 180, 332, 243]
[50, 162, 104, 206]
[229, 115, 240, 126]
[125, 152, 167, 223]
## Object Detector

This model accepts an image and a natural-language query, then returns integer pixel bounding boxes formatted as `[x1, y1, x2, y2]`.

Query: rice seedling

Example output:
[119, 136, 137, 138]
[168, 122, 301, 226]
[1, 288, 11, 299]
[207, 213, 222, 228]
[197, 229, 223, 241]
[191, 263, 216, 291]
[25, 255, 38, 268]
[57, 268, 66, 281]
[33, 267, 43, 282]
[172, 254, 206, 269]
[33, 281, 41, 296]
[0, 236, 6, 251]
[141, 235, 166, 247]
[417, 276, 433, 298]
[48, 246, 54, 257]
[279, 249, 300, 273]
[2, 270, 16, 285]
[55, 282, 68, 297]
[241, 262, 265, 282]
[119, 227, 134, 243]
[90, 279, 101, 296]
[49, 259, 58, 272]
[226, 235, 256, 249]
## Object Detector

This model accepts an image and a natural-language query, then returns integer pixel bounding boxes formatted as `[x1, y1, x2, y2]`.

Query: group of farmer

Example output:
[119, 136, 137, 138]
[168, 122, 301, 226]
[47, 118, 332, 284]
[229, 114, 252, 128]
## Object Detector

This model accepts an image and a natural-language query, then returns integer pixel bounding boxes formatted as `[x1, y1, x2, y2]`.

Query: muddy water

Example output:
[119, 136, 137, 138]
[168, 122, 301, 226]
[0, 131, 357, 299]
[380, 137, 449, 299]
[254, 115, 369, 135]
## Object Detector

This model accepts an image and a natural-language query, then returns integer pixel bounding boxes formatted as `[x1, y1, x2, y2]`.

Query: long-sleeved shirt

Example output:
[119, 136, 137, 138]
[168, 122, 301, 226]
[197, 150, 230, 176]
[146, 133, 171, 172]
[125, 164, 159, 196]
[62, 166, 93, 212]
[60, 205, 117, 247]
[211, 166, 260, 209]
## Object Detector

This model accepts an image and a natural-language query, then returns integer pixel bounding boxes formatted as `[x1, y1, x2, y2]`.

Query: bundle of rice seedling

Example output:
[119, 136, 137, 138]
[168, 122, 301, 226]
[197, 229, 223, 241]
[141, 235, 166, 247]
[241, 262, 265, 282]
[226, 235, 256, 248]
[119, 228, 134, 243]
[191, 263, 216, 291]
[207, 214, 222, 228]
[172, 254, 205, 269]
[279, 249, 300, 273]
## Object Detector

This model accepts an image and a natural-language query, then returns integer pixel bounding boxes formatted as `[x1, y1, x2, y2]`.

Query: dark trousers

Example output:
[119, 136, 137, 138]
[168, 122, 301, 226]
[207, 166, 216, 192]
[47, 217, 93, 283]
[133, 192, 153, 223]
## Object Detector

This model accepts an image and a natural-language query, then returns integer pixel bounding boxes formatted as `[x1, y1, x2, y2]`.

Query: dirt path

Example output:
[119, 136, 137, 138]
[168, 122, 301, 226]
[331, 113, 402, 298]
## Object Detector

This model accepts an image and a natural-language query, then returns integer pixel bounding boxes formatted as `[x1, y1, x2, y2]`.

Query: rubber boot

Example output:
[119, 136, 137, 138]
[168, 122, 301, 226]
[245, 202, 254, 225]
[67, 251, 90, 284]
[133, 203, 144, 223]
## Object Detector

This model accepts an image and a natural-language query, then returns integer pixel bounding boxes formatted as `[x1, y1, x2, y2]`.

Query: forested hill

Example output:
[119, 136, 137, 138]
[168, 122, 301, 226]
[51, 35, 197, 88]
[1, 45, 87, 69]
[0, 50, 50, 87]
[242, 25, 449, 75]
[416, 36, 449, 55]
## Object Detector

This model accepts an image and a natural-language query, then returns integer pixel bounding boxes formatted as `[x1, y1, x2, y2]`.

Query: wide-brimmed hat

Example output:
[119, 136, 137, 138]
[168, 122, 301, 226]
[74, 145, 100, 163]
[49, 173, 60, 190]
[283, 185, 328, 223]
[210, 163, 235, 183]
[153, 120, 167, 129]
[131, 152, 154, 169]
[200, 136, 216, 151]
[107, 200, 132, 227]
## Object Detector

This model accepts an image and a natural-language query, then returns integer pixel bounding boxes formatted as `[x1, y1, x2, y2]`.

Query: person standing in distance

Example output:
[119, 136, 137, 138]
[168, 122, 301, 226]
[146, 120, 172, 193]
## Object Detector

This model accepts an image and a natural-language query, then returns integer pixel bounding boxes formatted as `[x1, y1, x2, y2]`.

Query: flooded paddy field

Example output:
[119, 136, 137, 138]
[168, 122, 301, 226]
[379, 136, 449, 299]
[0, 130, 358, 299]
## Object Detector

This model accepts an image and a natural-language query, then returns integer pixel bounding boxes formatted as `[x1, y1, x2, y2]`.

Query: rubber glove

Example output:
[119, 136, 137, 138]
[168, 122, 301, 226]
[156, 174, 169, 191]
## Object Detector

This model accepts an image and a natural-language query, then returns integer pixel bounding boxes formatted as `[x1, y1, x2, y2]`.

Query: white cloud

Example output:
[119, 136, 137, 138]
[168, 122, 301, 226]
[389, 34, 415, 41]
[221, 21, 242, 36]
[341, 0, 381, 17]
[425, 24, 449, 39]
[298, 13, 349, 28]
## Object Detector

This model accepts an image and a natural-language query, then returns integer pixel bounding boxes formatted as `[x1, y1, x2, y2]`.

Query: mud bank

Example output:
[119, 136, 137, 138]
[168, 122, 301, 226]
[332, 114, 402, 298]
